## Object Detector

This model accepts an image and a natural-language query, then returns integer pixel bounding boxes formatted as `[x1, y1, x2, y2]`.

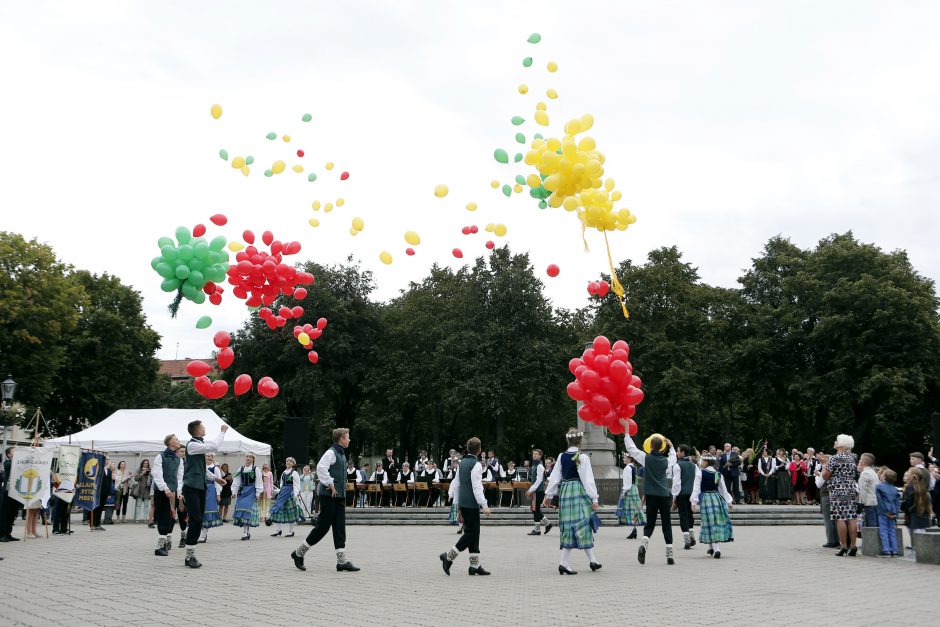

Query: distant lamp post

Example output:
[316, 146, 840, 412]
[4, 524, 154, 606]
[1, 376, 16, 409]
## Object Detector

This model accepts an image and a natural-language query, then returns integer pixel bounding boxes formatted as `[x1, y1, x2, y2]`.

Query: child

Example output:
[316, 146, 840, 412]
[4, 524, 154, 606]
[691, 454, 734, 558]
[875, 468, 900, 557]
[617, 453, 645, 540]
[901, 467, 932, 553]
[856, 453, 879, 530]
[439, 437, 492, 576]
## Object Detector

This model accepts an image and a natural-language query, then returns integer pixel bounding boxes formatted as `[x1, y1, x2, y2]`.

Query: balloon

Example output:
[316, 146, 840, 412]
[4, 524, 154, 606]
[609, 360, 629, 384]
[466, 202, 478, 211]
[577, 404, 599, 424]
[452, 248, 463, 259]
[511, 116, 525, 126]
[262, 231, 273, 246]
[291, 306, 304, 318]
[405, 248, 415, 256]
[522, 57, 532, 67]
[597, 281, 610, 297]
[404, 231, 421, 245]
[351, 217, 364, 231]
[590, 394, 612, 415]
[219, 149, 228, 161]
[217, 347, 234, 370]
[210, 104, 222, 119]
[515, 133, 526, 144]
[546, 264, 560, 277]
[611, 348, 628, 364]
[547, 61, 558, 72]
[308, 173, 317, 182]
[316, 317, 328, 331]
[643, 434, 667, 454]
[518, 84, 528, 94]
[294, 287, 307, 300]
[272, 160, 286, 174]
[307, 351, 319, 364]
[298, 332, 310, 345]
[297, 149, 305, 158]
[534, 110, 549, 126]
[325, 162, 334, 170]
[625, 418, 638, 436]
[608, 421, 625, 435]
[282, 135, 291, 142]
[593, 354, 610, 376]
[243, 230, 255, 244]
[192, 224, 206, 238]
[434, 184, 449, 198]
[580, 369, 601, 392]
[213, 331, 231, 348]
[587, 282, 598, 296]
[494, 149, 509, 164]
[546, 88, 558, 100]
[231, 156, 245, 169]
[195, 316, 212, 329]
[527, 33, 541, 44]
[194, 375, 211, 397]
[234, 374, 252, 396]
[501, 185, 512, 197]
[485, 241, 495, 249]
[593, 335, 611, 355]
[618, 404, 636, 420]
[208, 380, 228, 399]
[493, 224, 507, 237]
[259, 379, 279, 398]
[266, 132, 277, 140]
[568, 358, 583, 375]
[380, 251, 393, 265]
[566, 381, 588, 402]
[624, 386, 644, 405]
[461, 226, 470, 235]
[186, 360, 213, 377]
[581, 348, 596, 368]
[302, 113, 312, 122]
[292, 165, 303, 173]
[340, 171, 349, 180]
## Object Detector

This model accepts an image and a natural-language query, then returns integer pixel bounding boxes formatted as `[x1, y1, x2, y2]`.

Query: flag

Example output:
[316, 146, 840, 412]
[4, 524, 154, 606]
[53, 444, 81, 504]
[73, 451, 105, 512]
[7, 447, 54, 508]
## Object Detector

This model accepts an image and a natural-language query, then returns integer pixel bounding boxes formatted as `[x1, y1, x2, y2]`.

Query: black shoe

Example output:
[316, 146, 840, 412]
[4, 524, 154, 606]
[197, 538, 207, 544]
[558, 565, 577, 575]
[527, 530, 541, 536]
[440, 553, 454, 576]
[468, 565, 490, 576]
[93, 526, 105, 531]
[285, 532, 294, 538]
[241, 535, 248, 541]
[291, 550, 306, 571]
[690, 536, 697, 547]
[713, 551, 721, 559]
[667, 556, 675, 566]
[154, 547, 168, 557]
[707, 548, 714, 556]
[822, 543, 839, 548]
[835, 547, 848, 556]
[848, 547, 857, 557]
[271, 531, 282, 537]
[589, 562, 602, 572]
[336, 562, 360, 572]
[544, 522, 553, 535]
[147, 523, 155, 529]
[457, 527, 463, 535]
[638, 544, 646, 565]
[627, 528, 637, 540]
[265, 519, 273, 527]
[184, 556, 202, 569]
[684, 539, 692, 550]
[178, 538, 186, 549]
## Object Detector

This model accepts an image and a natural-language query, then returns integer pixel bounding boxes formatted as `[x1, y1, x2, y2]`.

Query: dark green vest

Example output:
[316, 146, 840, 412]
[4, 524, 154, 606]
[457, 455, 480, 509]
[677, 457, 696, 495]
[183, 439, 207, 490]
[161, 451, 181, 492]
[318, 444, 346, 497]
[643, 452, 670, 497]
[529, 459, 545, 493]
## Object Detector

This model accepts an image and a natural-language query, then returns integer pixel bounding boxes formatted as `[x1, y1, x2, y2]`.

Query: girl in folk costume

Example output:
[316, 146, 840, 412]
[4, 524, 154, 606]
[232, 454, 264, 540]
[268, 457, 303, 538]
[198, 453, 225, 543]
[758, 447, 776, 504]
[691, 455, 734, 558]
[774, 449, 793, 504]
[616, 453, 645, 540]
[543, 428, 602, 575]
[299, 465, 315, 519]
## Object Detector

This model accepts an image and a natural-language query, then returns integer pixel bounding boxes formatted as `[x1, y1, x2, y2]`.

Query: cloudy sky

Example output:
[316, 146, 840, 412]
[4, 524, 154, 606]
[2, 1, 938, 360]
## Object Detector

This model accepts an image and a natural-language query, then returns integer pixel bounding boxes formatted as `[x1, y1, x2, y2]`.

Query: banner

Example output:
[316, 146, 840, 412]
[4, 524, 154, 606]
[73, 451, 105, 511]
[53, 444, 81, 504]
[7, 447, 53, 509]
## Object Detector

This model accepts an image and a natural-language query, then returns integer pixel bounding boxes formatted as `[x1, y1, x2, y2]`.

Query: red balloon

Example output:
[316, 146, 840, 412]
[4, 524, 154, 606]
[243, 230, 255, 244]
[593, 335, 611, 356]
[285, 241, 302, 255]
[210, 214, 227, 226]
[608, 421, 625, 435]
[485, 241, 495, 250]
[590, 394, 612, 416]
[209, 293, 222, 305]
[461, 226, 471, 235]
[631, 375, 643, 388]
[340, 171, 349, 180]
[192, 224, 206, 237]
[302, 323, 314, 333]
[581, 348, 596, 368]
[612, 339, 629, 353]
[587, 282, 598, 296]
[316, 317, 327, 331]
[405, 247, 415, 256]
[262, 230, 274, 246]
[208, 380, 228, 399]
[610, 348, 628, 363]
[291, 306, 304, 318]
[626, 418, 638, 436]
[624, 386, 644, 405]
[293, 287, 307, 300]
[275, 316, 286, 327]
[212, 331, 231, 348]
[185, 360, 212, 377]
[593, 354, 610, 376]
[193, 375, 211, 397]
[618, 404, 637, 420]
[258, 307, 272, 319]
[296, 149, 305, 157]
[469, 225, 479, 234]
[217, 347, 235, 370]
[279, 306, 293, 319]
[577, 404, 599, 424]
[452, 248, 463, 259]
[574, 365, 588, 379]
[546, 264, 560, 278]
[234, 374, 252, 396]
[203, 281, 217, 295]
[307, 351, 319, 364]
[609, 360, 629, 384]
[566, 381, 588, 402]
[309, 328, 322, 340]
[568, 358, 583, 375]
[597, 281, 610, 297]
[259, 379, 279, 398]
[580, 369, 601, 392]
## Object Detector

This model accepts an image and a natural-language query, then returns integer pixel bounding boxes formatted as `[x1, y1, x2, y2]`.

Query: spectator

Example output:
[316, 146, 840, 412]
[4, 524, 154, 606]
[131, 459, 153, 523]
[774, 449, 793, 505]
[856, 453, 879, 530]
[901, 467, 932, 553]
[804, 448, 818, 504]
[789, 453, 807, 505]
[822, 434, 859, 556]
[875, 467, 900, 557]
[814, 452, 839, 548]
[219, 463, 233, 522]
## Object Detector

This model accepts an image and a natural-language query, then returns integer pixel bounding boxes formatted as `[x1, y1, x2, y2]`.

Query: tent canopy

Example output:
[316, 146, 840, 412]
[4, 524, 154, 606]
[44, 409, 271, 455]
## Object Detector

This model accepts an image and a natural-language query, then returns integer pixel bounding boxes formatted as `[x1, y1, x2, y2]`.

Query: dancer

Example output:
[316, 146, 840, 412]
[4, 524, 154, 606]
[616, 453, 645, 540]
[180, 420, 227, 568]
[621, 420, 677, 565]
[673, 444, 697, 550]
[691, 454, 734, 558]
[232, 453, 263, 540]
[439, 437, 492, 576]
[268, 457, 303, 538]
[447, 478, 462, 533]
[199, 452, 225, 543]
[152, 434, 183, 557]
[291, 428, 360, 572]
[299, 465, 316, 519]
[525, 449, 553, 536]
[543, 428, 601, 575]
[175, 446, 189, 548]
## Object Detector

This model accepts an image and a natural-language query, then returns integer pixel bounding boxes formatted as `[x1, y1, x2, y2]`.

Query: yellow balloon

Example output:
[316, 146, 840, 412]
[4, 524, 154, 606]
[526, 174, 542, 188]
[379, 251, 393, 265]
[311, 200, 321, 211]
[336, 198, 345, 207]
[547, 61, 558, 73]
[546, 88, 558, 100]
[494, 224, 507, 237]
[518, 83, 529, 94]
[231, 156, 245, 169]
[292, 165, 304, 173]
[325, 162, 334, 171]
[434, 184, 449, 198]
[298, 332, 310, 344]
[324, 202, 333, 213]
[282, 134, 291, 142]
[485, 223, 494, 232]
[404, 231, 421, 245]
[643, 433, 667, 454]
[534, 110, 549, 126]
[513, 184, 523, 193]
[228, 241, 245, 252]
[579, 114, 594, 132]
[349, 227, 359, 236]
[241, 166, 250, 176]
[210, 104, 222, 119]
[308, 218, 320, 227]
[490, 180, 499, 189]
[536, 101, 547, 111]
[272, 160, 286, 174]
[352, 217, 364, 231]
[465, 202, 478, 212]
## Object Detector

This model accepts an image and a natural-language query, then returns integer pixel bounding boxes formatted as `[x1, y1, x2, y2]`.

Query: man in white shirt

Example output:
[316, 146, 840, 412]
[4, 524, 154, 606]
[439, 437, 492, 576]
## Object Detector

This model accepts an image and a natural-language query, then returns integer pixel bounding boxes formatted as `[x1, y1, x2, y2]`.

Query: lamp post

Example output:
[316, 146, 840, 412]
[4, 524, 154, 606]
[1, 374, 17, 456]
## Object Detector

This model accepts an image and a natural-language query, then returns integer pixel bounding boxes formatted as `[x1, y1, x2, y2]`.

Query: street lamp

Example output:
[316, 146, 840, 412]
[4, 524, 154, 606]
[1, 374, 16, 456]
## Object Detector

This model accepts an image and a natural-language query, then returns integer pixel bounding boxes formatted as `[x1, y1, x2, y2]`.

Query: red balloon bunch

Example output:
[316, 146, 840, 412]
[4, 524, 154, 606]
[226, 229, 314, 314]
[566, 335, 644, 435]
[258, 376, 280, 398]
[587, 280, 610, 298]
[202, 280, 225, 305]
[292, 317, 328, 364]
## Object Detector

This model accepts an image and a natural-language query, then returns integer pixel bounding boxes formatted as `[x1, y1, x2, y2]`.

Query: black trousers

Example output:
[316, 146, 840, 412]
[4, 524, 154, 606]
[0, 494, 21, 536]
[723, 472, 740, 503]
[153, 490, 176, 536]
[643, 494, 674, 544]
[455, 507, 481, 553]
[533, 491, 545, 523]
[305, 496, 346, 549]
[91, 505, 104, 527]
[675, 494, 694, 532]
[182, 486, 205, 546]
[52, 499, 71, 533]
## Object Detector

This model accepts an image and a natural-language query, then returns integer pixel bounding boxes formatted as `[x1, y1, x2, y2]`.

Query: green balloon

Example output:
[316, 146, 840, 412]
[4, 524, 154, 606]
[522, 57, 533, 67]
[182, 283, 197, 300]
[302, 113, 312, 122]
[174, 265, 191, 280]
[192, 291, 206, 305]
[157, 236, 173, 249]
[207, 267, 226, 283]
[538, 200, 548, 209]
[178, 244, 194, 262]
[513, 153, 523, 163]
[264, 169, 273, 177]
[534, 133, 543, 140]
[494, 149, 508, 164]
[219, 149, 228, 161]
[206, 251, 220, 265]
[155, 262, 174, 278]
[193, 243, 210, 261]
[188, 258, 203, 272]
[502, 184, 512, 197]
[527, 33, 541, 44]
[515, 133, 525, 144]
[307, 173, 317, 182]
[511, 116, 525, 126]
[188, 270, 205, 288]
[209, 236, 226, 252]
[195, 315, 212, 329]
[266, 132, 277, 140]
[217, 251, 229, 263]
[160, 245, 178, 262]
[515, 174, 526, 185]
[160, 278, 180, 292]
[175, 226, 191, 245]
[245, 155, 254, 165]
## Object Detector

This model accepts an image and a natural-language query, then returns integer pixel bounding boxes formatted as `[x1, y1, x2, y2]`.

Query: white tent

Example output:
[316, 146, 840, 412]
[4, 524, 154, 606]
[44, 409, 272, 456]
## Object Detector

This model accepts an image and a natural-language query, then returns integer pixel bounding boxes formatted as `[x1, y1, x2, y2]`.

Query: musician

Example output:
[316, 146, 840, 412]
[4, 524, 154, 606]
[423, 461, 443, 505]
[506, 461, 517, 481]
[481, 461, 499, 506]
[356, 463, 370, 507]
[382, 449, 398, 483]
[345, 461, 359, 507]
[486, 451, 504, 479]
[370, 462, 390, 506]
[415, 451, 429, 475]
[442, 450, 458, 472]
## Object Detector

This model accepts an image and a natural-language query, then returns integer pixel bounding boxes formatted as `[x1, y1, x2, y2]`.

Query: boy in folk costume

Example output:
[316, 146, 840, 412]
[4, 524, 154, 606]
[292, 428, 361, 572]
[152, 434, 184, 557]
[543, 429, 602, 575]
[621, 420, 678, 565]
[267, 457, 303, 538]
[672, 444, 698, 550]
[616, 453, 645, 540]
[439, 437, 493, 576]
[232, 453, 264, 540]
[691, 454, 734, 558]
[525, 449, 553, 536]
[180, 419, 228, 568]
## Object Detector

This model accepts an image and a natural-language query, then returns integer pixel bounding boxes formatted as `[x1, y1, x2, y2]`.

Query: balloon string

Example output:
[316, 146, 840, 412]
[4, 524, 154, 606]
[603, 231, 629, 318]
[577, 210, 590, 252]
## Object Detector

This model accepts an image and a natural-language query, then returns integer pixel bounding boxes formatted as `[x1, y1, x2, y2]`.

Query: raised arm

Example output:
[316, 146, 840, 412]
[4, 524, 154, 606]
[623, 432, 647, 467]
[186, 429, 226, 455]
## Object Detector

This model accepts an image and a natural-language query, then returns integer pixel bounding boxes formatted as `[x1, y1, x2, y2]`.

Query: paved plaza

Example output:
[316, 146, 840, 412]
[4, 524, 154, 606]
[0, 518, 933, 626]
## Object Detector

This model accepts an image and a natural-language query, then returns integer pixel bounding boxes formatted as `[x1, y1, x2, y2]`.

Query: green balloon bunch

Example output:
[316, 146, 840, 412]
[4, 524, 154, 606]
[150, 226, 229, 315]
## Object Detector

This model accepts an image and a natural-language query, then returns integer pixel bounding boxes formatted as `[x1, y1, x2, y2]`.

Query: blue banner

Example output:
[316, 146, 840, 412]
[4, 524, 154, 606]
[73, 451, 105, 511]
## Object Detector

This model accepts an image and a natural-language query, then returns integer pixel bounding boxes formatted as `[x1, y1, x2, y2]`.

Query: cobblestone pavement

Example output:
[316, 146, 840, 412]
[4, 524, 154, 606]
[0, 517, 932, 626]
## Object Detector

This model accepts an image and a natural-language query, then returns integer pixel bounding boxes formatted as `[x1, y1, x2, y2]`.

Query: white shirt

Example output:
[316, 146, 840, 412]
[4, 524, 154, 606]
[152, 452, 183, 493]
[184, 430, 226, 455]
[526, 463, 545, 495]
[396, 471, 415, 484]
[448, 459, 487, 508]
[670, 463, 683, 497]
[205, 464, 224, 487]
[369, 470, 389, 484]
[858, 466, 878, 506]
[621, 464, 635, 494]
[316, 448, 339, 488]
[623, 435, 677, 472]
[691, 467, 733, 506]
[231, 465, 263, 497]
[281, 469, 301, 497]
[543, 447, 599, 504]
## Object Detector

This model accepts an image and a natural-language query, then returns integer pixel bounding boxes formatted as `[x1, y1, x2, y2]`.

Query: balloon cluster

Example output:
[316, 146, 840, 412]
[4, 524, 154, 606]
[293, 317, 328, 364]
[565, 336, 644, 435]
[587, 280, 610, 298]
[151, 226, 229, 316]
[185, 330, 280, 399]
[227, 229, 314, 318]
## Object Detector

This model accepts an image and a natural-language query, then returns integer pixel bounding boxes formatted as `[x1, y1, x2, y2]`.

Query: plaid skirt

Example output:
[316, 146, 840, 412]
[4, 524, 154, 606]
[558, 480, 594, 550]
[448, 502, 458, 525]
[698, 491, 733, 544]
[233, 487, 261, 528]
[616, 485, 646, 525]
[268, 489, 305, 523]
[203, 484, 223, 529]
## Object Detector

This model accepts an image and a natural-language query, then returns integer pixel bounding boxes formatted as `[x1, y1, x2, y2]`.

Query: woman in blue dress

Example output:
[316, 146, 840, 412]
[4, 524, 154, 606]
[267, 457, 303, 538]
[232, 453, 264, 541]
[198, 452, 225, 543]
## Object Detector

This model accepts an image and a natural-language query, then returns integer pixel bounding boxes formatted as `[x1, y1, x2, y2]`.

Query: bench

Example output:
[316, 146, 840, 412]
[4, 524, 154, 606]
[912, 528, 940, 565]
